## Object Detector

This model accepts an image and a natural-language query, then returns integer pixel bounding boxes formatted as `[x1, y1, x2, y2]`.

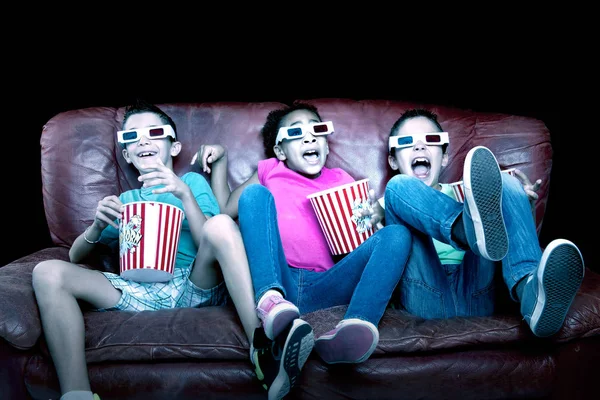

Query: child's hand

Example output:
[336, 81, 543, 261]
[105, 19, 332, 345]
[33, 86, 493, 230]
[357, 189, 385, 230]
[512, 168, 542, 207]
[190, 144, 225, 174]
[94, 195, 123, 230]
[138, 158, 191, 200]
[367, 189, 385, 229]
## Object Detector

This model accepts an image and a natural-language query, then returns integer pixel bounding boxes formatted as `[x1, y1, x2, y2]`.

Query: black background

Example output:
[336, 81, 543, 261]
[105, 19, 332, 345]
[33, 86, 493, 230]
[3, 35, 594, 274]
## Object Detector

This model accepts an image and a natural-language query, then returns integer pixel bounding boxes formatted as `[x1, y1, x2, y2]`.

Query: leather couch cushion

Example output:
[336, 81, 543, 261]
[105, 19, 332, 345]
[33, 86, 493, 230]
[31, 271, 599, 364]
[5, 250, 597, 363]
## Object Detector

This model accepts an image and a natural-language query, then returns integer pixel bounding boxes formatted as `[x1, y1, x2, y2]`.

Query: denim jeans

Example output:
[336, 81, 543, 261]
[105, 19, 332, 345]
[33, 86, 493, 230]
[384, 174, 540, 318]
[238, 184, 412, 326]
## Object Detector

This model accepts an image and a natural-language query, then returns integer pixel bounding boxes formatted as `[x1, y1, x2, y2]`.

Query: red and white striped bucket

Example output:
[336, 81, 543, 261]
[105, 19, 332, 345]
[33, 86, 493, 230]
[307, 179, 376, 255]
[119, 201, 184, 282]
[449, 168, 517, 203]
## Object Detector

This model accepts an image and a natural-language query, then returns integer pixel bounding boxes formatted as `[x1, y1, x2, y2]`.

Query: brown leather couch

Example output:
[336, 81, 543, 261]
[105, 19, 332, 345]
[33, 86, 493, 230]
[1, 99, 598, 400]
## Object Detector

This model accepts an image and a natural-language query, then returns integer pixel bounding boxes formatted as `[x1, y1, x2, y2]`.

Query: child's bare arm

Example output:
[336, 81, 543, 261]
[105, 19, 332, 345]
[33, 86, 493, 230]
[221, 172, 260, 219]
[193, 144, 260, 219]
[69, 195, 123, 263]
[193, 144, 230, 211]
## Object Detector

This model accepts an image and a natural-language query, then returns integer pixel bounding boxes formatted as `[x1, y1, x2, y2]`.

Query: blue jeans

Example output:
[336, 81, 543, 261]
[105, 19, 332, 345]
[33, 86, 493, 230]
[384, 174, 541, 318]
[238, 184, 412, 326]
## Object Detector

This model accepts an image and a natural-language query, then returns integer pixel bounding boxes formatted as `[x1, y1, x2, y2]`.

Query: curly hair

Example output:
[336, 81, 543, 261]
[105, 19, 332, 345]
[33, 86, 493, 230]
[261, 101, 322, 159]
[388, 108, 447, 156]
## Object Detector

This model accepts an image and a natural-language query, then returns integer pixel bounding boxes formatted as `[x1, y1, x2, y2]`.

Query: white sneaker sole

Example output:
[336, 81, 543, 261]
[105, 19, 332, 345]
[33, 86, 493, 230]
[314, 319, 379, 364]
[269, 319, 314, 400]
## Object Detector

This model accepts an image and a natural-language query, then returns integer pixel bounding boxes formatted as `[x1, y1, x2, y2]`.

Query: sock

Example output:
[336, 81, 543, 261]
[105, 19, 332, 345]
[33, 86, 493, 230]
[515, 275, 530, 302]
[257, 289, 283, 308]
[451, 214, 468, 249]
[60, 391, 95, 400]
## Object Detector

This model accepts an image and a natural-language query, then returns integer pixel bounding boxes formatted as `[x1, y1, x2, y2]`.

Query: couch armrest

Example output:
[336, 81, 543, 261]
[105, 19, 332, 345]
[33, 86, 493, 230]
[0, 247, 70, 350]
[558, 267, 600, 341]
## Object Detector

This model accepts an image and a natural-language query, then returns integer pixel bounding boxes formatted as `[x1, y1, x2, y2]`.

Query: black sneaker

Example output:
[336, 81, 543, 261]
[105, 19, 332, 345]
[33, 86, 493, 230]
[251, 319, 314, 400]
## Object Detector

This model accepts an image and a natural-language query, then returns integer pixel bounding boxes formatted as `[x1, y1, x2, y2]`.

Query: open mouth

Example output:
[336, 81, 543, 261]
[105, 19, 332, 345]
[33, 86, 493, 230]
[303, 149, 319, 162]
[138, 151, 157, 158]
[412, 157, 431, 178]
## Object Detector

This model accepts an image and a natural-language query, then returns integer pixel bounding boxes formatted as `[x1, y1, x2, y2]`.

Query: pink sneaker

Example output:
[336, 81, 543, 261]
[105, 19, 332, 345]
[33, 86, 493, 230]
[314, 318, 379, 364]
[256, 293, 300, 340]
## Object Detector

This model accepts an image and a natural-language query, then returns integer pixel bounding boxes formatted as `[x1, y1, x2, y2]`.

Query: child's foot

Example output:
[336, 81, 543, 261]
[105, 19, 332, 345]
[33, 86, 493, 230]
[251, 320, 314, 400]
[520, 239, 585, 337]
[463, 146, 508, 261]
[256, 291, 300, 340]
[314, 318, 379, 364]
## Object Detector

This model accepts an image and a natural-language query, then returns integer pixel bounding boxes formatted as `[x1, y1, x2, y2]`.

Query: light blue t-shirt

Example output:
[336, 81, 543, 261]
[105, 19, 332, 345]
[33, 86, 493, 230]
[434, 184, 465, 265]
[99, 172, 220, 267]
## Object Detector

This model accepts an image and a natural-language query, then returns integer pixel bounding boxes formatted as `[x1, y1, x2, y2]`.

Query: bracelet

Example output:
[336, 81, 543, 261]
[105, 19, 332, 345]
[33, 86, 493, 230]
[83, 227, 100, 244]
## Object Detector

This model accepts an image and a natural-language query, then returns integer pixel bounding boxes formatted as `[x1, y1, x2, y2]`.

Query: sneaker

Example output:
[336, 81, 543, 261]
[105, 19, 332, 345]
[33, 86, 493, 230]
[314, 318, 379, 364]
[520, 239, 585, 337]
[251, 320, 315, 400]
[257, 292, 300, 340]
[463, 146, 508, 261]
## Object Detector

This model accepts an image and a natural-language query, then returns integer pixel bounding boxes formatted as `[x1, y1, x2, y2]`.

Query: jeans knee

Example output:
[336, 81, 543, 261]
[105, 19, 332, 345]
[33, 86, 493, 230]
[387, 174, 413, 189]
[386, 174, 416, 198]
[239, 184, 268, 210]
[377, 225, 412, 252]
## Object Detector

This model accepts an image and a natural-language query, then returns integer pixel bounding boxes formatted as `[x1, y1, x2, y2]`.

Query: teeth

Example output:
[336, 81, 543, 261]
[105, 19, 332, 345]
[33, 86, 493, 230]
[412, 157, 429, 165]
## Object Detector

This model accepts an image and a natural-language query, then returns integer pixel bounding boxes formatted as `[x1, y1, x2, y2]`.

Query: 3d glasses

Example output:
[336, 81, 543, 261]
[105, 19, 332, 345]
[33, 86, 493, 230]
[117, 124, 176, 144]
[388, 132, 449, 150]
[275, 121, 334, 145]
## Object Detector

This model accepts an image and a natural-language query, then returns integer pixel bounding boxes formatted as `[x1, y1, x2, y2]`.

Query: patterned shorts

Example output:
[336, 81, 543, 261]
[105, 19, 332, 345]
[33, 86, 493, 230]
[97, 259, 228, 312]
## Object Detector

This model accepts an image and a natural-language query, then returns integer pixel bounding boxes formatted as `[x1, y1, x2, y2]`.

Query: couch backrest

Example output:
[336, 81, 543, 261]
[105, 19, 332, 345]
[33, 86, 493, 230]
[41, 98, 552, 247]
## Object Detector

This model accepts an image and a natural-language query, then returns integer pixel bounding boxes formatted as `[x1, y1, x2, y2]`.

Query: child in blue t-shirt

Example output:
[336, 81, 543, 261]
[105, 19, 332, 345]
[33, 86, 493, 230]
[31, 100, 260, 400]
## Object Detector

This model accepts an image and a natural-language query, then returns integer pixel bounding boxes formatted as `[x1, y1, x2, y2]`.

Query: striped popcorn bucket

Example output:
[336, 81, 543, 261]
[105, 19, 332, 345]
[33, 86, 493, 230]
[119, 201, 184, 282]
[449, 168, 517, 203]
[307, 179, 376, 256]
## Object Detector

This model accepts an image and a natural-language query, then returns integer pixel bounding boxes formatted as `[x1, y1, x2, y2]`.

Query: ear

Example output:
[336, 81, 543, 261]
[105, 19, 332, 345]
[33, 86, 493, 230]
[122, 148, 132, 164]
[273, 145, 287, 161]
[441, 152, 449, 168]
[170, 141, 182, 157]
[388, 154, 399, 171]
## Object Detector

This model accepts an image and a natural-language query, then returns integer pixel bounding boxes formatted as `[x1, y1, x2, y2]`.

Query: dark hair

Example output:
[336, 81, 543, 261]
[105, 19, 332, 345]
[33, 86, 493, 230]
[388, 108, 447, 156]
[261, 101, 322, 159]
[122, 98, 177, 139]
